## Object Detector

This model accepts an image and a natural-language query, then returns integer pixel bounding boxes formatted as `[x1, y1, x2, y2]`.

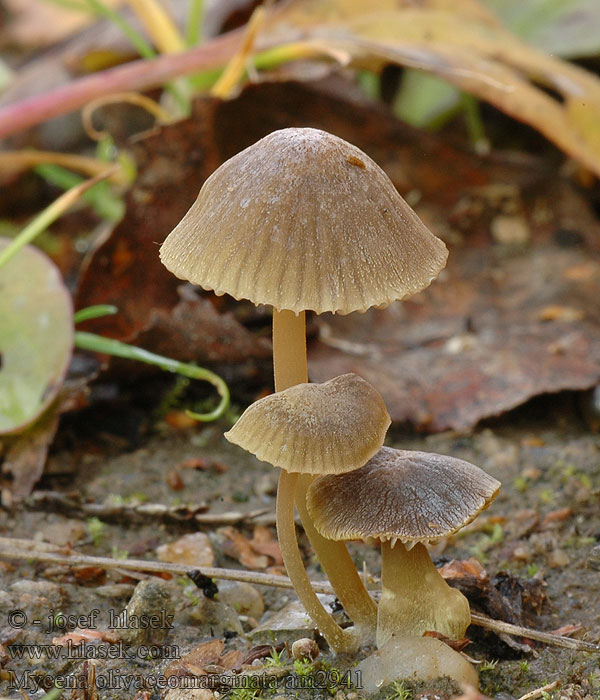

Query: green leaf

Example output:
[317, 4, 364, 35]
[482, 0, 600, 58]
[0, 238, 73, 434]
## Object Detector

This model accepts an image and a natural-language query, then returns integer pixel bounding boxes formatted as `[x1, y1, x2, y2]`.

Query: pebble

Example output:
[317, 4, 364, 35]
[291, 637, 319, 661]
[164, 689, 215, 700]
[186, 598, 244, 638]
[547, 549, 570, 568]
[585, 544, 600, 571]
[491, 215, 530, 246]
[248, 597, 335, 645]
[34, 519, 86, 546]
[114, 579, 175, 645]
[157, 532, 215, 567]
[356, 636, 478, 694]
[217, 581, 264, 620]
[95, 583, 136, 599]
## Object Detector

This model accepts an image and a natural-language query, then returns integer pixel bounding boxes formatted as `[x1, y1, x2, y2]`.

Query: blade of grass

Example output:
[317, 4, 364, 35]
[35, 163, 124, 222]
[0, 150, 127, 184]
[186, 0, 204, 47]
[0, 168, 117, 269]
[126, 0, 185, 53]
[84, 0, 156, 58]
[74, 331, 230, 421]
[73, 305, 118, 323]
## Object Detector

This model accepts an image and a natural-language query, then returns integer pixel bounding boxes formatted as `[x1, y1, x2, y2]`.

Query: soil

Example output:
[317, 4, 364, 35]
[1, 394, 599, 700]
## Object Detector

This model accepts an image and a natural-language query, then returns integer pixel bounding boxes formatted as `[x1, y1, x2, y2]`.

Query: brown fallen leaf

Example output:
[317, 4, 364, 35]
[439, 558, 488, 582]
[264, 1, 600, 176]
[52, 628, 119, 646]
[165, 639, 224, 678]
[220, 526, 270, 570]
[423, 630, 471, 652]
[540, 507, 573, 529]
[249, 526, 284, 567]
[310, 178, 600, 431]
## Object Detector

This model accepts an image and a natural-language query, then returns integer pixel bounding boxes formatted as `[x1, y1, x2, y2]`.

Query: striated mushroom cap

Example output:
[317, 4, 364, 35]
[224, 373, 391, 474]
[159, 128, 448, 314]
[307, 447, 500, 542]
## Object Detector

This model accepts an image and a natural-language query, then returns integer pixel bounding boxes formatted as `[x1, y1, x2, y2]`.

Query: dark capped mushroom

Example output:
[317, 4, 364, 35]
[307, 447, 500, 647]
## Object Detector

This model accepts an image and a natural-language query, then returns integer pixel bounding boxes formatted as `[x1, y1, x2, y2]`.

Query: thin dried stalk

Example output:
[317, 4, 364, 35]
[0, 537, 598, 654]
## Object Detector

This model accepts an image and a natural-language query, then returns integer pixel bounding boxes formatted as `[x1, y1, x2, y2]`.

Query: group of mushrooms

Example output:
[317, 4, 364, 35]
[160, 128, 500, 681]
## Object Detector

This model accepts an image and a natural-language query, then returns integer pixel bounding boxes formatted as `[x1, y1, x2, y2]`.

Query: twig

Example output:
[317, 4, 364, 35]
[517, 680, 560, 700]
[470, 613, 598, 652]
[0, 537, 599, 654]
[25, 491, 269, 525]
[0, 537, 333, 593]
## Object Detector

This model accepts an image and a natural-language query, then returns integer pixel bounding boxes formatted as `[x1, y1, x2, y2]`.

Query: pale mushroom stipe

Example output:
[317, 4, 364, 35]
[159, 127, 449, 652]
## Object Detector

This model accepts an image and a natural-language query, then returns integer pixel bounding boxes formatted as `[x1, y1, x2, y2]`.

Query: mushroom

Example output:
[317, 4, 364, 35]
[159, 127, 448, 651]
[225, 373, 390, 644]
[306, 447, 500, 648]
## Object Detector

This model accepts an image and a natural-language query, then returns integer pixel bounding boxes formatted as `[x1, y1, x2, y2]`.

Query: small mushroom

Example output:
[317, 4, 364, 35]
[306, 447, 500, 648]
[160, 127, 448, 652]
[225, 373, 390, 645]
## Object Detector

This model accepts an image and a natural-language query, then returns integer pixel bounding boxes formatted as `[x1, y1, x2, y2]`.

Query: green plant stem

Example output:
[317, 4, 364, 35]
[85, 0, 156, 58]
[74, 331, 229, 421]
[73, 305, 118, 323]
[0, 170, 115, 269]
[186, 0, 204, 47]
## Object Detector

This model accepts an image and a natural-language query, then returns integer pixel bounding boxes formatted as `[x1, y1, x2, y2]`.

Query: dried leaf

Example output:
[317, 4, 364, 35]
[165, 639, 224, 678]
[249, 526, 283, 567]
[264, 1, 600, 175]
[52, 628, 119, 646]
[220, 526, 270, 570]
[309, 182, 600, 431]
[483, 0, 600, 59]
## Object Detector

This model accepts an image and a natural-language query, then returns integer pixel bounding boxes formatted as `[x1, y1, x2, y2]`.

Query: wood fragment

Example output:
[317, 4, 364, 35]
[25, 490, 270, 525]
[516, 679, 560, 700]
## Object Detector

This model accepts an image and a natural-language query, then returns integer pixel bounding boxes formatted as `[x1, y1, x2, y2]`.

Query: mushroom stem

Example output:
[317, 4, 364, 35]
[296, 473, 377, 641]
[273, 309, 354, 652]
[377, 540, 471, 648]
[277, 470, 355, 652]
[272, 309, 308, 390]
[272, 309, 377, 644]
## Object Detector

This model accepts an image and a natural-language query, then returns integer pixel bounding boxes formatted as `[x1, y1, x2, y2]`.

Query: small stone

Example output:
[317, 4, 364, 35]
[491, 215, 530, 246]
[511, 544, 533, 562]
[249, 598, 332, 645]
[217, 581, 264, 620]
[164, 689, 215, 700]
[547, 549, 570, 568]
[35, 519, 86, 546]
[585, 544, 600, 571]
[95, 584, 136, 599]
[186, 598, 244, 638]
[157, 532, 214, 567]
[113, 579, 175, 645]
[291, 638, 319, 662]
[357, 636, 477, 695]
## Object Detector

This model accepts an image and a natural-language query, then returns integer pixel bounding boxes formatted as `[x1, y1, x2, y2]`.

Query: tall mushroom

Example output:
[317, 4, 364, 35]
[306, 447, 500, 647]
[225, 373, 390, 646]
[159, 127, 448, 651]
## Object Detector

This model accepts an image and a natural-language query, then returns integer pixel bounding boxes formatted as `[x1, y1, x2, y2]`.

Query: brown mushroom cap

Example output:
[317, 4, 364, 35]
[159, 128, 448, 314]
[306, 447, 500, 541]
[224, 373, 391, 475]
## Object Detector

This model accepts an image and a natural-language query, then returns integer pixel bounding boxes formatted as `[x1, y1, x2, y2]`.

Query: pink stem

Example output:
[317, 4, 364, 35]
[0, 29, 245, 141]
